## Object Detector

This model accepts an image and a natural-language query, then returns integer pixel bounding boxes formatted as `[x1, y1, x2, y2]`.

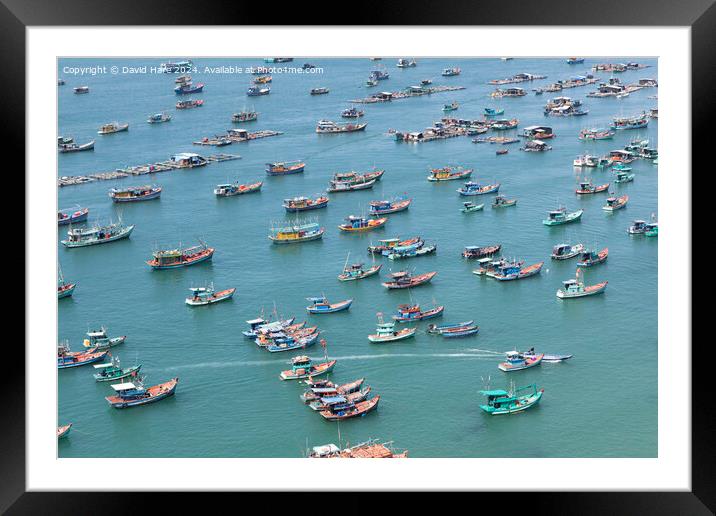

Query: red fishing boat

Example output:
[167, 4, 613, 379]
[105, 377, 179, 408]
[382, 270, 437, 289]
[575, 181, 610, 195]
[319, 396, 381, 421]
[147, 243, 214, 269]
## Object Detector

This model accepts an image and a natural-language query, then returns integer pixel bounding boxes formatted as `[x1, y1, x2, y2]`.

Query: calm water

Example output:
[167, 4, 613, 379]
[58, 57, 657, 458]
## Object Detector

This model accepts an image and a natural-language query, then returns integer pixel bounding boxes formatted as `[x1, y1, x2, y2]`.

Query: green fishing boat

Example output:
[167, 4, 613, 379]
[613, 171, 635, 184]
[92, 355, 142, 382]
[461, 202, 484, 213]
[492, 195, 517, 208]
[543, 207, 583, 226]
[645, 223, 658, 237]
[479, 383, 543, 415]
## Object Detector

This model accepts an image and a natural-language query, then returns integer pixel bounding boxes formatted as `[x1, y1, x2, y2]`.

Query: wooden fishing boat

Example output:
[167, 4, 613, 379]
[551, 243, 584, 260]
[611, 114, 649, 130]
[109, 185, 162, 202]
[382, 270, 436, 289]
[522, 348, 573, 362]
[319, 396, 380, 421]
[441, 325, 480, 338]
[496, 148, 509, 155]
[462, 245, 501, 259]
[176, 99, 204, 109]
[472, 257, 524, 276]
[105, 377, 179, 408]
[426, 321, 474, 334]
[73, 86, 89, 94]
[578, 128, 614, 141]
[309, 387, 372, 411]
[339, 216, 387, 232]
[341, 106, 364, 118]
[484, 107, 505, 116]
[301, 378, 366, 403]
[392, 304, 444, 323]
[93, 356, 142, 382]
[443, 102, 459, 112]
[283, 195, 328, 212]
[386, 243, 436, 260]
[613, 170, 635, 183]
[567, 57, 585, 64]
[316, 120, 367, 134]
[577, 247, 608, 267]
[543, 207, 583, 226]
[369, 198, 411, 215]
[57, 281, 76, 299]
[427, 166, 473, 182]
[479, 384, 543, 415]
[243, 317, 297, 339]
[266, 160, 305, 176]
[97, 122, 129, 135]
[232, 110, 258, 123]
[492, 261, 544, 281]
[457, 181, 500, 196]
[368, 237, 422, 256]
[332, 170, 384, 184]
[368, 315, 416, 342]
[61, 221, 134, 247]
[58, 140, 95, 153]
[461, 202, 484, 213]
[328, 179, 376, 192]
[57, 341, 108, 369]
[575, 181, 609, 195]
[82, 327, 126, 350]
[147, 113, 172, 124]
[269, 222, 324, 244]
[338, 259, 382, 281]
[185, 285, 236, 306]
[498, 351, 543, 372]
[557, 268, 608, 299]
[147, 243, 214, 269]
[306, 296, 353, 314]
[309, 438, 407, 458]
[603, 194, 629, 211]
[247, 85, 270, 96]
[214, 181, 262, 197]
[57, 424, 72, 439]
[264, 332, 320, 353]
[397, 58, 417, 68]
[310, 87, 330, 95]
[442, 67, 461, 76]
[254, 75, 272, 84]
[491, 195, 517, 208]
[280, 355, 337, 380]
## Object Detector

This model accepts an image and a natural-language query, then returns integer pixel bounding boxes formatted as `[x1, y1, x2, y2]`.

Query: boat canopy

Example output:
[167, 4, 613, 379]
[246, 318, 266, 325]
[111, 382, 137, 391]
[93, 363, 114, 369]
[320, 396, 347, 405]
[480, 389, 508, 396]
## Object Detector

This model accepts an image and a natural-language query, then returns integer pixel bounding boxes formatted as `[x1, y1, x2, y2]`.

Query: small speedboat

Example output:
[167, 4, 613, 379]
[498, 351, 543, 372]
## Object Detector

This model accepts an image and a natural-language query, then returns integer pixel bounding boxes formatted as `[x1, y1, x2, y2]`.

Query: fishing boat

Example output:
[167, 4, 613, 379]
[57, 341, 108, 369]
[309, 386, 372, 411]
[162, 60, 192, 72]
[309, 439, 407, 458]
[280, 355, 337, 380]
[491, 118, 520, 130]
[185, 284, 236, 306]
[61, 221, 134, 247]
[427, 166, 473, 182]
[484, 107, 505, 116]
[58, 206, 89, 226]
[457, 181, 501, 196]
[283, 195, 329, 212]
[368, 315, 416, 343]
[369, 197, 411, 215]
[147, 113, 172, 124]
[420, 79, 432, 86]
[327, 179, 376, 193]
[392, 303, 444, 323]
[341, 106, 365, 118]
[576, 247, 608, 267]
[319, 396, 380, 421]
[175, 74, 191, 84]
[105, 377, 179, 409]
[247, 85, 270, 96]
[521, 140, 552, 152]
[521, 126, 555, 140]
[491, 195, 517, 208]
[301, 378, 365, 403]
[645, 224, 658, 237]
[382, 270, 437, 289]
[441, 324, 480, 338]
[365, 78, 378, 87]
[73, 86, 89, 94]
[443, 102, 459, 112]
[310, 87, 330, 95]
[254, 75, 272, 84]
[269, 222, 324, 244]
[611, 114, 649, 130]
[232, 110, 258, 123]
[243, 317, 297, 339]
[557, 268, 608, 299]
[461, 202, 484, 213]
[97, 122, 129, 135]
[266, 160, 305, 176]
[57, 267, 76, 299]
[567, 57, 585, 64]
[550, 243, 584, 260]
[338, 215, 387, 232]
[369, 69, 389, 81]
[462, 245, 501, 259]
[386, 243, 436, 260]
[426, 321, 474, 334]
[479, 384, 544, 415]
[147, 243, 214, 269]
[575, 181, 609, 195]
[368, 237, 423, 256]
[603, 194, 629, 211]
[176, 99, 204, 109]
[109, 185, 162, 202]
[57, 424, 72, 439]
[331, 169, 384, 184]
[542, 206, 583, 226]
[58, 140, 95, 153]
[316, 120, 367, 134]
[613, 170, 635, 183]
[397, 58, 417, 68]
[491, 261, 544, 281]
[306, 296, 353, 314]
[496, 148, 509, 155]
[338, 260, 382, 281]
[578, 128, 614, 141]
[214, 180, 263, 197]
[473, 257, 523, 276]
[82, 327, 126, 350]
[93, 355, 142, 382]
[442, 67, 461, 76]
[263, 332, 320, 353]
[498, 351, 544, 372]
[612, 162, 633, 172]
[522, 347, 573, 362]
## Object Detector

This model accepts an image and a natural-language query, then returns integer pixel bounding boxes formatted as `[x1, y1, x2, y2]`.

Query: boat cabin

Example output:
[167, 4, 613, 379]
[111, 381, 147, 399]
[522, 125, 553, 138]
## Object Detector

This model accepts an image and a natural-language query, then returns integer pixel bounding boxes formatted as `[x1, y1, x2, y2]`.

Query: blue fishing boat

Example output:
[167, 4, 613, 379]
[369, 197, 412, 215]
[498, 351, 544, 372]
[441, 325, 480, 338]
[247, 85, 270, 96]
[242, 317, 297, 339]
[109, 185, 162, 202]
[392, 304, 444, 323]
[566, 57, 585, 64]
[457, 181, 501, 196]
[306, 296, 353, 314]
[479, 383, 543, 415]
[175, 82, 204, 94]
[266, 160, 305, 176]
[265, 332, 320, 353]
[484, 107, 505, 116]
[57, 341, 108, 369]
[426, 321, 474, 334]
[105, 377, 179, 408]
[58, 206, 89, 226]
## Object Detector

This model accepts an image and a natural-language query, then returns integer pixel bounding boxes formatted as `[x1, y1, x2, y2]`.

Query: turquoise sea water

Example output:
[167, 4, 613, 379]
[57, 57, 657, 458]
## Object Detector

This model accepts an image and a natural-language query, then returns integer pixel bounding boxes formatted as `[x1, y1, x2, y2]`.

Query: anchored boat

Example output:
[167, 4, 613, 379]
[551, 243, 584, 260]
[441, 324, 480, 338]
[368, 314, 416, 343]
[479, 384, 544, 415]
[280, 355, 337, 381]
[247, 85, 270, 96]
[442, 67, 461, 76]
[319, 396, 380, 421]
[427, 166, 473, 182]
[176, 99, 204, 109]
[368, 236, 422, 256]
[613, 170, 635, 183]
[316, 120, 367, 134]
[309, 438, 407, 458]
[301, 377, 365, 403]
[58, 140, 95, 153]
[603, 194, 629, 211]
[575, 181, 609, 195]
[492, 195, 517, 208]
[93, 355, 142, 382]
[147, 243, 214, 269]
[461, 202, 484, 213]
[382, 270, 436, 289]
[306, 296, 353, 314]
[61, 221, 134, 247]
[98, 122, 129, 135]
[484, 107, 505, 116]
[266, 160, 305, 176]
[339, 215, 387, 232]
[185, 284, 236, 306]
[57, 341, 108, 369]
[386, 243, 436, 260]
[392, 303, 444, 323]
[109, 185, 162, 202]
[232, 110, 258, 123]
[576, 247, 608, 267]
[57, 266, 76, 299]
[462, 245, 501, 259]
[427, 321, 475, 334]
[147, 113, 172, 124]
[341, 106, 364, 118]
[269, 222, 324, 244]
[214, 180, 262, 197]
[283, 195, 328, 212]
[543, 206, 583, 226]
[57, 424, 72, 439]
[82, 327, 126, 350]
[556, 268, 607, 299]
[491, 261, 544, 281]
[369, 197, 411, 215]
[338, 254, 382, 281]
[457, 181, 500, 196]
[105, 377, 179, 409]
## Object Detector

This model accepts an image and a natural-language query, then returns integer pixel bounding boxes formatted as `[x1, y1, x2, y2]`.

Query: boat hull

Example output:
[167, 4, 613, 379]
[57, 284, 76, 299]
[280, 360, 337, 380]
[110, 190, 162, 202]
[480, 390, 543, 415]
[269, 230, 324, 244]
[557, 281, 608, 298]
[57, 424, 72, 439]
[338, 264, 382, 281]
[307, 299, 353, 314]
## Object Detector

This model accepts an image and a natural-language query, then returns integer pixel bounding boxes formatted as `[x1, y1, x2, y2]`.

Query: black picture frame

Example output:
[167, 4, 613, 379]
[7, 1, 711, 512]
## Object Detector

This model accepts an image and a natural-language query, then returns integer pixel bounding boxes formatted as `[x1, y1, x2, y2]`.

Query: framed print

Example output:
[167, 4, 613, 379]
[6, 0, 712, 512]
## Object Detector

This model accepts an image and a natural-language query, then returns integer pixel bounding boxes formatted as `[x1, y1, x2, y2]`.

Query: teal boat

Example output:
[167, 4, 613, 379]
[479, 383, 544, 415]
[543, 207, 583, 226]
[93, 355, 142, 382]
[461, 202, 484, 213]
[613, 171, 635, 183]
[645, 224, 658, 237]
[443, 102, 459, 112]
